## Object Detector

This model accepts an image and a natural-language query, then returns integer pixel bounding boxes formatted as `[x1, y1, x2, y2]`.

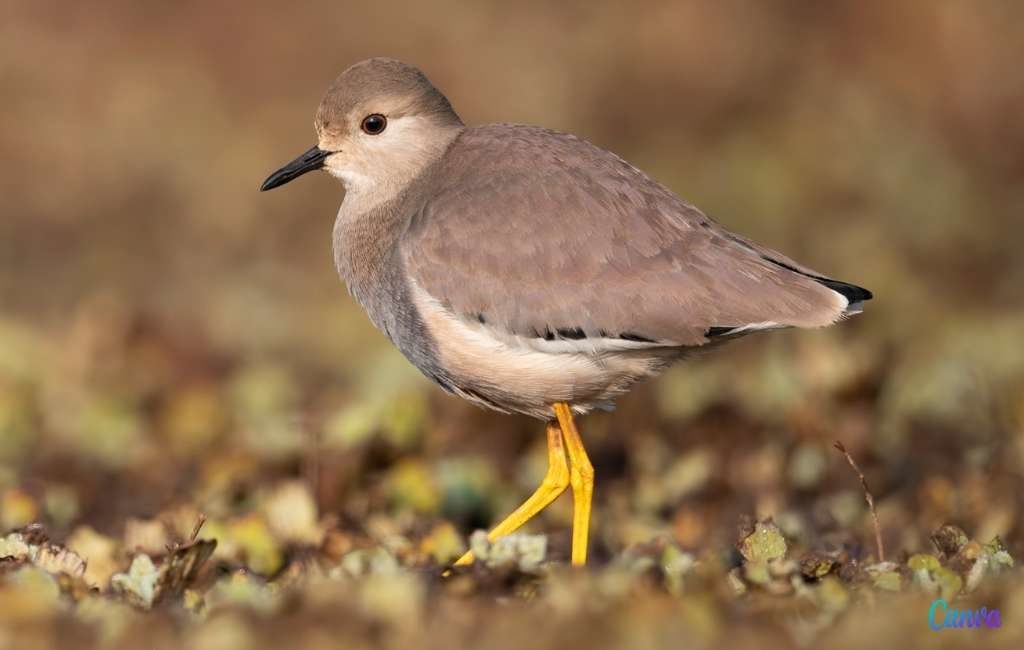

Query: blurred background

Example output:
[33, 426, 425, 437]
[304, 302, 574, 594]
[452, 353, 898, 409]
[1, 1, 1023, 647]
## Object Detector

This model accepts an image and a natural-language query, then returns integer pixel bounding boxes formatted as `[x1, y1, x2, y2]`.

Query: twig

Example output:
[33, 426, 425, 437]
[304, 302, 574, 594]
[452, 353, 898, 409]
[190, 513, 207, 542]
[303, 412, 322, 512]
[833, 441, 884, 562]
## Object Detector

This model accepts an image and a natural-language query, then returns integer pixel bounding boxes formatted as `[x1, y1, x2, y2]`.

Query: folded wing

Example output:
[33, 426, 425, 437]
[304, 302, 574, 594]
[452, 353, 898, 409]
[402, 124, 867, 349]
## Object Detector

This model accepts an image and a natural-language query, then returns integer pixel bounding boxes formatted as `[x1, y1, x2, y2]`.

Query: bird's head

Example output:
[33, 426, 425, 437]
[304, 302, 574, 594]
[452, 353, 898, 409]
[260, 58, 463, 197]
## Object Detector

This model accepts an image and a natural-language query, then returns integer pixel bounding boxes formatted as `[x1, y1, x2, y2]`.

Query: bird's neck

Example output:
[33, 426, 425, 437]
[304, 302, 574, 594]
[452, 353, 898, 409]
[332, 187, 412, 301]
[332, 125, 463, 301]
[331, 158, 442, 343]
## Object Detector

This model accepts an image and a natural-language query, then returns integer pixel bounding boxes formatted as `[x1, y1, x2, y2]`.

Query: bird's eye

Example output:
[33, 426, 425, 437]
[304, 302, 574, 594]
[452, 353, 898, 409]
[361, 114, 387, 135]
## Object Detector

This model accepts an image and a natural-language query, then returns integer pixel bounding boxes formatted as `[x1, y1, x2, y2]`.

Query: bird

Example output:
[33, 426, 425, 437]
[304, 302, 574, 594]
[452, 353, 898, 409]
[260, 58, 872, 568]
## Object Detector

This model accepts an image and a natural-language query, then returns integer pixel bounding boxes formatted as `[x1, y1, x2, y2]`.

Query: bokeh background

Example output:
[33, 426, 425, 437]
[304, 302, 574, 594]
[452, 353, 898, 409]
[2, 1, 1023, 648]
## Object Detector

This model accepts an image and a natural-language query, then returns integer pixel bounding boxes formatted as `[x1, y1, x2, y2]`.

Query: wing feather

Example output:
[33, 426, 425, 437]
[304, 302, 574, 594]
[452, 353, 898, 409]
[402, 124, 850, 348]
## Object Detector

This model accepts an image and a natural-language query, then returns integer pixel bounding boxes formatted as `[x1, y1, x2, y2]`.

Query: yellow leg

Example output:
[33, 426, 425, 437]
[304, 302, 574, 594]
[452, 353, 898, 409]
[553, 402, 594, 566]
[452, 421, 570, 567]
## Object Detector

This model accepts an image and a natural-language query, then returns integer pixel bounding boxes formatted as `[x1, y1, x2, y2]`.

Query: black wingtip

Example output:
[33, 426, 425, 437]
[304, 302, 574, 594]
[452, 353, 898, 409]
[819, 279, 873, 304]
[756, 254, 873, 304]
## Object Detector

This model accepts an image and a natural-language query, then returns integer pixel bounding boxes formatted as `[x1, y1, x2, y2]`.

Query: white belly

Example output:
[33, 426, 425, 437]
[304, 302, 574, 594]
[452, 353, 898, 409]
[410, 282, 678, 419]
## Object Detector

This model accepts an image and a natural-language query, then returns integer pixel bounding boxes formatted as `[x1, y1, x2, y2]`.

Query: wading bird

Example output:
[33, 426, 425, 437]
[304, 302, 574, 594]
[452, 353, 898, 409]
[260, 58, 872, 567]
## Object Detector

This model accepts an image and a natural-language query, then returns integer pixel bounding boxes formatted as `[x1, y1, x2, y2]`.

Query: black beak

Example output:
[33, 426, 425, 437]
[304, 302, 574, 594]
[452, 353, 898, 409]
[259, 146, 331, 191]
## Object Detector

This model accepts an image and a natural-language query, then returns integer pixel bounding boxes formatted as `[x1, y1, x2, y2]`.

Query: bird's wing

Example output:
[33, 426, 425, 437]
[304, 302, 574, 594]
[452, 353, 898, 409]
[401, 124, 852, 348]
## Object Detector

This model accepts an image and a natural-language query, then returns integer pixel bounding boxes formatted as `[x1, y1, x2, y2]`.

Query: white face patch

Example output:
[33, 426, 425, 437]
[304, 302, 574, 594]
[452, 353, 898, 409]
[326, 167, 374, 191]
[323, 115, 454, 212]
[354, 115, 432, 155]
